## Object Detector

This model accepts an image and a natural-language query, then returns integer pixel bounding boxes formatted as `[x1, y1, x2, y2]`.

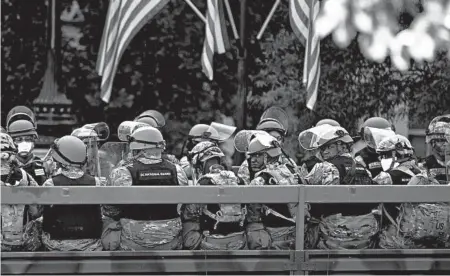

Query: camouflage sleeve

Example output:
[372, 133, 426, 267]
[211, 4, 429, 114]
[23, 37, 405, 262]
[238, 161, 251, 185]
[304, 162, 340, 185]
[179, 156, 193, 179]
[373, 171, 393, 185]
[165, 154, 181, 165]
[249, 176, 266, 186]
[175, 164, 189, 186]
[26, 170, 43, 219]
[102, 166, 132, 220]
[109, 166, 132, 187]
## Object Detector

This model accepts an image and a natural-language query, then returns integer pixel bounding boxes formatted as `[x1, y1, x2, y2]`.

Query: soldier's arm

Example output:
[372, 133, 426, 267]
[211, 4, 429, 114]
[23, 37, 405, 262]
[27, 173, 48, 219]
[304, 162, 340, 185]
[102, 167, 132, 220]
[238, 161, 251, 185]
[175, 164, 189, 186]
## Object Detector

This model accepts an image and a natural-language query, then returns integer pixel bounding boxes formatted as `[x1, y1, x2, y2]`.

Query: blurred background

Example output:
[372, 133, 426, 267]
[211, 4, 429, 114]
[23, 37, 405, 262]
[2, 0, 449, 162]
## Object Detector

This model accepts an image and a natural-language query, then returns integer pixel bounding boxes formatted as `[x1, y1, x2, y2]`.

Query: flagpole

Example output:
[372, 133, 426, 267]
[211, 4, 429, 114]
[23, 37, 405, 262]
[234, 0, 248, 165]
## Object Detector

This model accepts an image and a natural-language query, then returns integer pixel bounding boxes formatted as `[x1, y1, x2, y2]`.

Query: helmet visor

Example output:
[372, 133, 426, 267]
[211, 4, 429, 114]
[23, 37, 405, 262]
[206, 122, 237, 142]
[234, 130, 270, 152]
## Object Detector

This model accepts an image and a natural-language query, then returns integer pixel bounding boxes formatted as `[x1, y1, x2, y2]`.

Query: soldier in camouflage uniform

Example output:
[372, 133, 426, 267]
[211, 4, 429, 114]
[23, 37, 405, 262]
[102, 126, 189, 251]
[242, 134, 299, 250]
[1, 132, 42, 252]
[7, 118, 48, 186]
[238, 118, 299, 185]
[299, 125, 378, 249]
[41, 136, 105, 251]
[135, 110, 181, 165]
[354, 117, 395, 179]
[420, 115, 450, 184]
[180, 141, 247, 250]
[300, 119, 341, 173]
[179, 123, 236, 181]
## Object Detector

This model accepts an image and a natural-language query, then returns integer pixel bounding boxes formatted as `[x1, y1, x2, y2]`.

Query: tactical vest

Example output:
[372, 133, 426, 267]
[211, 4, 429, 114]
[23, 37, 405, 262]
[424, 155, 447, 184]
[122, 159, 179, 221]
[19, 155, 47, 186]
[43, 174, 102, 240]
[328, 155, 373, 185]
[356, 147, 383, 178]
[198, 170, 246, 235]
[256, 164, 297, 228]
[311, 156, 376, 218]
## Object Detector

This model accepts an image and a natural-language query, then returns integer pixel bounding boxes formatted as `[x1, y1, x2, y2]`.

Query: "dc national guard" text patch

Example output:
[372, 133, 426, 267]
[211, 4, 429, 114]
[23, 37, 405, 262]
[139, 170, 173, 180]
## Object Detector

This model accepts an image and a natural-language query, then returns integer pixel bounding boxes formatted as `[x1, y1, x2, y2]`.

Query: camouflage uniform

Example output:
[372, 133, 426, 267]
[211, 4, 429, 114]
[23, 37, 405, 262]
[102, 156, 188, 251]
[246, 161, 299, 250]
[238, 155, 299, 185]
[1, 168, 42, 252]
[40, 167, 105, 251]
[305, 153, 379, 250]
[182, 165, 247, 250]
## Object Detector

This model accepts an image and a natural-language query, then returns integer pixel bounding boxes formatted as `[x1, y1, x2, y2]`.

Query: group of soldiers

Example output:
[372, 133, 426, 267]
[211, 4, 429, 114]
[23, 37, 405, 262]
[1, 105, 449, 252]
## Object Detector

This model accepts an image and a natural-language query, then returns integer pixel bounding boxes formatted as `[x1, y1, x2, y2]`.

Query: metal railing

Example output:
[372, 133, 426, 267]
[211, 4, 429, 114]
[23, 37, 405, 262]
[1, 185, 450, 275]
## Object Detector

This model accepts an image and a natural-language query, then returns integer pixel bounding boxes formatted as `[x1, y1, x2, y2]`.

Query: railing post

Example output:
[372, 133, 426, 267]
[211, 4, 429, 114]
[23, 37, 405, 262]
[292, 185, 306, 275]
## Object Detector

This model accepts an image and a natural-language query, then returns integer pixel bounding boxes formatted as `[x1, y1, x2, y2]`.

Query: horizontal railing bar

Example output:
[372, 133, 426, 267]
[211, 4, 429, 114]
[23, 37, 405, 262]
[304, 185, 450, 203]
[1, 259, 292, 273]
[1, 186, 300, 204]
[306, 249, 450, 256]
[2, 185, 449, 205]
[1, 250, 291, 259]
[309, 258, 450, 271]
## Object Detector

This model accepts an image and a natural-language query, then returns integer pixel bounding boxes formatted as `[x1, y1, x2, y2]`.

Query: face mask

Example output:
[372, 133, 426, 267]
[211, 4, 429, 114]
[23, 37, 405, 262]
[17, 141, 33, 157]
[381, 158, 394, 171]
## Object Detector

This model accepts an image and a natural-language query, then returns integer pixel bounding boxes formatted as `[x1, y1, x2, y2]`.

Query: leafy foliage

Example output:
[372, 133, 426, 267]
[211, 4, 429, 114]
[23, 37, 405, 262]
[2, 0, 449, 163]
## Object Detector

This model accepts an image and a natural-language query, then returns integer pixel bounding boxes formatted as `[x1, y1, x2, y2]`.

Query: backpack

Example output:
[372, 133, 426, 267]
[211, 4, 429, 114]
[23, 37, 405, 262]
[198, 170, 246, 229]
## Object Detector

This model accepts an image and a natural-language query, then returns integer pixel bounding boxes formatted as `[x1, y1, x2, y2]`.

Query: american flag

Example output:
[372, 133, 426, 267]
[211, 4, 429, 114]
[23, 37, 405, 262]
[289, 0, 320, 111]
[96, 0, 170, 103]
[202, 0, 230, 81]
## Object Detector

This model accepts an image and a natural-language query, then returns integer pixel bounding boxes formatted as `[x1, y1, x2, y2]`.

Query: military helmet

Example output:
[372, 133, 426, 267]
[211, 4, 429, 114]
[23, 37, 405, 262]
[247, 135, 282, 157]
[426, 114, 450, 143]
[189, 141, 225, 167]
[129, 126, 165, 150]
[6, 106, 36, 129]
[316, 118, 341, 127]
[315, 126, 353, 148]
[7, 120, 38, 139]
[0, 132, 17, 153]
[135, 110, 166, 128]
[360, 117, 392, 135]
[51, 136, 87, 166]
[256, 119, 287, 136]
[188, 124, 220, 141]
[376, 134, 414, 156]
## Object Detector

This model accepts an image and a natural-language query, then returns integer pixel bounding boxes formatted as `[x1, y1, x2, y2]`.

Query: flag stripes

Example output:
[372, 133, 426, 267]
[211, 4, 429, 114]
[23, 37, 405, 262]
[96, 0, 170, 103]
[201, 0, 216, 81]
[289, 0, 320, 110]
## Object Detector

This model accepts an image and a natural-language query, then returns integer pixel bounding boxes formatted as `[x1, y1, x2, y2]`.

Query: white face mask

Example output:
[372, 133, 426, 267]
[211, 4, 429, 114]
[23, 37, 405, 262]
[17, 142, 33, 156]
[381, 158, 400, 171]
[381, 158, 394, 171]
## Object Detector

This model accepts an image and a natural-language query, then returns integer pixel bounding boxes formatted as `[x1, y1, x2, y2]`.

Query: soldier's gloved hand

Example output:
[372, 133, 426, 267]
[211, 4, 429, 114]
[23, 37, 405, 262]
[246, 222, 272, 250]
[182, 221, 202, 250]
